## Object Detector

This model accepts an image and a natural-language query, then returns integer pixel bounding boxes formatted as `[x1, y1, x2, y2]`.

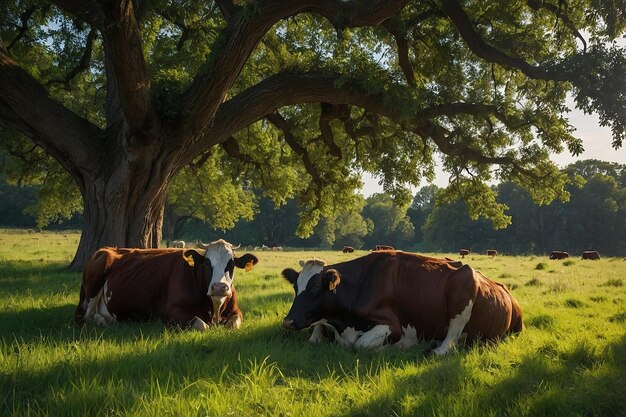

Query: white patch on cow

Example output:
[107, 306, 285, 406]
[308, 322, 326, 343]
[210, 295, 227, 324]
[84, 281, 116, 326]
[394, 325, 418, 349]
[336, 326, 363, 347]
[307, 319, 364, 347]
[191, 317, 209, 331]
[432, 300, 474, 356]
[354, 324, 391, 350]
[203, 239, 237, 296]
[296, 259, 326, 296]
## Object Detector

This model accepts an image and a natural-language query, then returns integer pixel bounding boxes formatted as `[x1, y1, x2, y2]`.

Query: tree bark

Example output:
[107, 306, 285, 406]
[68, 138, 174, 270]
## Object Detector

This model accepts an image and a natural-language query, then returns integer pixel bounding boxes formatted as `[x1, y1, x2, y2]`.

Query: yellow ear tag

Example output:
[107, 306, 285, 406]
[184, 255, 195, 267]
[244, 260, 254, 272]
[329, 276, 340, 294]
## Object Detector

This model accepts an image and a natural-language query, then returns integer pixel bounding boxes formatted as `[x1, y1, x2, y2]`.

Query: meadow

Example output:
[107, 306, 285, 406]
[1, 229, 625, 417]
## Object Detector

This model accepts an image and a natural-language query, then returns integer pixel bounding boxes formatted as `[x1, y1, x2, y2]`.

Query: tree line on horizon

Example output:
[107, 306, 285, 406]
[1, 159, 624, 256]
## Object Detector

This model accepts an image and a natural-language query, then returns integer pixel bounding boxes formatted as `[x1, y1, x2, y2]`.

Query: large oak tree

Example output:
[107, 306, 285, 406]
[1, 0, 626, 270]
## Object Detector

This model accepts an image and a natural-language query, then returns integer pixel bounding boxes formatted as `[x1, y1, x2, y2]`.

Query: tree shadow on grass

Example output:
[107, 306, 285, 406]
[0, 261, 79, 296]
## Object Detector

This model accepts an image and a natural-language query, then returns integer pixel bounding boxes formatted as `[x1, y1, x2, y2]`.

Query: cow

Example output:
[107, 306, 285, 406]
[459, 249, 470, 258]
[281, 251, 522, 355]
[549, 251, 569, 260]
[487, 249, 498, 257]
[171, 240, 185, 248]
[75, 239, 259, 330]
[375, 245, 395, 251]
[581, 250, 600, 260]
[342, 246, 355, 253]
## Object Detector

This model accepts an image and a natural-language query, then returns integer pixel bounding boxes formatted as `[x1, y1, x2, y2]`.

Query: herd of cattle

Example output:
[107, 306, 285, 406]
[455, 248, 600, 260]
[74, 239, 532, 355]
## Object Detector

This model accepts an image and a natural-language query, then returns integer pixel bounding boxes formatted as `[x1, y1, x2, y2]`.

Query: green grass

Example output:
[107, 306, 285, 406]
[1, 230, 625, 416]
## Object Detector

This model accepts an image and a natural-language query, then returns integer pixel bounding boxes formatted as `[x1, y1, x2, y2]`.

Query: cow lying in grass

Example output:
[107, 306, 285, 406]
[75, 239, 258, 330]
[281, 251, 522, 355]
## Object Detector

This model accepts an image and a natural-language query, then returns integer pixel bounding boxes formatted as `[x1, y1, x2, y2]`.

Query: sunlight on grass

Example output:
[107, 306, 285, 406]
[1, 231, 625, 416]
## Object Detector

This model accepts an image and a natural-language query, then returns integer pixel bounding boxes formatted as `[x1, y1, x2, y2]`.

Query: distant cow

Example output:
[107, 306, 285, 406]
[459, 249, 470, 258]
[281, 251, 522, 355]
[375, 245, 395, 251]
[75, 239, 258, 330]
[581, 251, 600, 260]
[549, 251, 569, 260]
[342, 246, 355, 253]
[487, 250, 498, 257]
[171, 240, 185, 248]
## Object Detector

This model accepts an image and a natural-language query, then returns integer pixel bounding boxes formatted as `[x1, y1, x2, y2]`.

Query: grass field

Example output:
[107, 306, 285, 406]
[1, 229, 625, 416]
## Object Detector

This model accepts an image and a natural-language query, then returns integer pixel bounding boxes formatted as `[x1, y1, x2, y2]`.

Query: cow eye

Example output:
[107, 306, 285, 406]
[225, 259, 235, 273]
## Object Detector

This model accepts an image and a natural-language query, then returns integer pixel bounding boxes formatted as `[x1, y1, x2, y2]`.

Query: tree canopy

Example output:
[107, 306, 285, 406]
[1, 0, 626, 268]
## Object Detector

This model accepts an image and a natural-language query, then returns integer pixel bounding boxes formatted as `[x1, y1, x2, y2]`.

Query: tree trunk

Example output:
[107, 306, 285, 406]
[68, 148, 173, 271]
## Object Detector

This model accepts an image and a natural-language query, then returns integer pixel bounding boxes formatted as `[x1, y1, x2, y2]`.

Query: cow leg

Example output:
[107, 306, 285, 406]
[168, 307, 208, 331]
[432, 300, 474, 356]
[335, 326, 363, 347]
[191, 317, 210, 331]
[394, 325, 418, 350]
[85, 286, 115, 326]
[354, 324, 392, 350]
[308, 323, 326, 343]
[223, 314, 242, 329]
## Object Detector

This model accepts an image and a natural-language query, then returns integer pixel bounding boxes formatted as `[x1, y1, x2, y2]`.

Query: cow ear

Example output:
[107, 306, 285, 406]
[282, 268, 299, 285]
[183, 249, 205, 267]
[324, 269, 341, 293]
[234, 253, 259, 272]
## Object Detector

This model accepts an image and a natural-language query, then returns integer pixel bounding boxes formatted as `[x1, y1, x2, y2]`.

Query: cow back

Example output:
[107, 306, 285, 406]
[91, 249, 210, 322]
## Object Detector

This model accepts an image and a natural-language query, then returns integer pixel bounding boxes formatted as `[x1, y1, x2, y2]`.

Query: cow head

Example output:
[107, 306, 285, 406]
[185, 239, 258, 297]
[281, 259, 341, 330]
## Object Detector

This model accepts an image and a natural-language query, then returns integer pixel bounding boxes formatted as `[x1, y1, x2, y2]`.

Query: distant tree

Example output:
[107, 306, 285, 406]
[0, 173, 37, 227]
[363, 193, 414, 249]
[564, 173, 626, 254]
[422, 197, 496, 253]
[407, 184, 438, 244]
[565, 159, 626, 186]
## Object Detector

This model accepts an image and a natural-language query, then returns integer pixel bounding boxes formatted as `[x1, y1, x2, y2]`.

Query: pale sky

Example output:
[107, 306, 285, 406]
[360, 103, 626, 197]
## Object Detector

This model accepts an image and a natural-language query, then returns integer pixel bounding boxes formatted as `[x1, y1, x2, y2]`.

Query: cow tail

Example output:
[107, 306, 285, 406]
[74, 283, 87, 327]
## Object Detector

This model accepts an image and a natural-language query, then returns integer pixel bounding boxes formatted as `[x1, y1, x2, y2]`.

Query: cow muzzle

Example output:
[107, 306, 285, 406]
[282, 318, 295, 330]
[209, 282, 231, 297]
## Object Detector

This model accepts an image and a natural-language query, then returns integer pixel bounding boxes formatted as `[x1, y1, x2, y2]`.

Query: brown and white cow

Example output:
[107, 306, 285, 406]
[342, 246, 355, 253]
[581, 250, 600, 260]
[281, 251, 522, 355]
[549, 251, 569, 260]
[75, 239, 258, 330]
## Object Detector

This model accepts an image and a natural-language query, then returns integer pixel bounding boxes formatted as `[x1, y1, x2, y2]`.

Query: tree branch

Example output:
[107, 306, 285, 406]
[266, 112, 323, 206]
[49, 0, 106, 28]
[382, 19, 415, 86]
[99, 0, 154, 138]
[181, 70, 531, 175]
[180, 0, 410, 138]
[46, 28, 97, 90]
[526, 0, 587, 51]
[7, 5, 38, 51]
[0, 50, 105, 176]
[215, 0, 237, 20]
[441, 0, 574, 82]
